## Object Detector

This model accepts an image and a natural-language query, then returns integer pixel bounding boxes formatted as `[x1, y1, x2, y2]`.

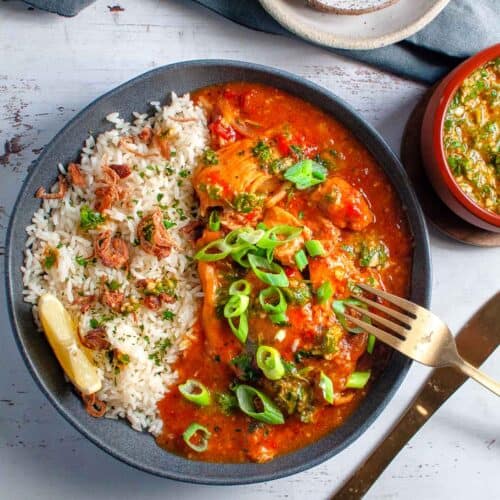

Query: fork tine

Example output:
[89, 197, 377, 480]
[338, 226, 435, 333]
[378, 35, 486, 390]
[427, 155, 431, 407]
[344, 313, 405, 351]
[357, 283, 419, 315]
[354, 294, 412, 326]
[349, 303, 408, 339]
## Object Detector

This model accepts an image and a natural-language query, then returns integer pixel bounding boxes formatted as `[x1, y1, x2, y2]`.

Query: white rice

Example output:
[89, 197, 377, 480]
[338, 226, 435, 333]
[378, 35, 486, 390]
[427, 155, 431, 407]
[22, 93, 209, 435]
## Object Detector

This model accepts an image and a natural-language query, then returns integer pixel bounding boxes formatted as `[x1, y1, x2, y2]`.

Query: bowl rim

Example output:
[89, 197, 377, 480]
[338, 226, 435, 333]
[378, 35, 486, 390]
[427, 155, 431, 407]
[432, 43, 500, 228]
[5, 59, 431, 484]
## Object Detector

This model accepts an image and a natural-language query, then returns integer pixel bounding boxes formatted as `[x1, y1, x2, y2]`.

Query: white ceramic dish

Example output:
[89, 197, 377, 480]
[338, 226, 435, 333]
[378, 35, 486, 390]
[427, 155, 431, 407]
[258, 0, 450, 50]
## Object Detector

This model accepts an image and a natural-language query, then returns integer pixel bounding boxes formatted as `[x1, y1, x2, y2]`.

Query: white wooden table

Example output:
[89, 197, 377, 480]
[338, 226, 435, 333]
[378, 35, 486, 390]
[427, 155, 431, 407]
[1, 1, 498, 498]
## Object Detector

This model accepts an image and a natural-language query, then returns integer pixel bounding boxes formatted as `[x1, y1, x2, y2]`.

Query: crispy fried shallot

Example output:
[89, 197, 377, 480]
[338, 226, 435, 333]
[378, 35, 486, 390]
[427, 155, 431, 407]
[101, 288, 125, 311]
[109, 163, 131, 179]
[67, 163, 86, 187]
[81, 327, 110, 351]
[94, 231, 129, 269]
[35, 175, 68, 200]
[72, 294, 96, 314]
[137, 209, 176, 259]
[138, 127, 153, 143]
[82, 392, 107, 418]
[143, 295, 161, 311]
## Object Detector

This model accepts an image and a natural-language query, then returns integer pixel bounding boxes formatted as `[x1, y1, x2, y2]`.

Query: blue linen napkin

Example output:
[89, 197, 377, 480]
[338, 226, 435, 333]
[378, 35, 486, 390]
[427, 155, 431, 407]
[23, 0, 499, 84]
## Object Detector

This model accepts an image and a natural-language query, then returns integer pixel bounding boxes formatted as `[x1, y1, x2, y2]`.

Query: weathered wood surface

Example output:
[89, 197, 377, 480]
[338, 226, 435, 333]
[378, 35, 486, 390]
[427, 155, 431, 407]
[0, 1, 498, 499]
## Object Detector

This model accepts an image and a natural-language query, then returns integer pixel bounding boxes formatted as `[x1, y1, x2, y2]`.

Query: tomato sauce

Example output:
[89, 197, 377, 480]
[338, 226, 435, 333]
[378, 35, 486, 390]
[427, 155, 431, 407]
[157, 82, 412, 463]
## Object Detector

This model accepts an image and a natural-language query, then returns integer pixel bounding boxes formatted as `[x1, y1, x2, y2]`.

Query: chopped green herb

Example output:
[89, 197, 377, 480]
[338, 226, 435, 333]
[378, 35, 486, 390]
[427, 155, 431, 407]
[162, 310, 175, 321]
[106, 280, 120, 291]
[202, 148, 219, 165]
[79, 205, 105, 230]
[252, 140, 272, 165]
[42, 249, 57, 270]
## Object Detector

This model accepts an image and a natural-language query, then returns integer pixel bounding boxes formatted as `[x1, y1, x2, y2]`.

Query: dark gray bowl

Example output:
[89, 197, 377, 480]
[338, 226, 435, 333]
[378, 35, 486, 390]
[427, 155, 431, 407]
[5, 60, 431, 485]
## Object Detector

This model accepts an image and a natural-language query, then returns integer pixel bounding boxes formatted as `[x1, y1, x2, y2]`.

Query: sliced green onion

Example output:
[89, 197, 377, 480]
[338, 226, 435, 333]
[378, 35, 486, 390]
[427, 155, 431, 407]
[228, 313, 249, 343]
[178, 379, 211, 406]
[238, 228, 265, 245]
[229, 279, 251, 296]
[248, 254, 289, 287]
[305, 239, 326, 257]
[366, 334, 376, 354]
[283, 159, 327, 190]
[224, 294, 249, 318]
[235, 385, 285, 424]
[194, 239, 230, 261]
[346, 371, 371, 389]
[265, 247, 274, 263]
[256, 346, 285, 380]
[231, 246, 252, 268]
[294, 249, 308, 271]
[208, 210, 220, 231]
[269, 311, 288, 325]
[223, 229, 250, 252]
[316, 281, 333, 304]
[257, 225, 302, 249]
[182, 423, 211, 452]
[333, 298, 371, 334]
[259, 286, 287, 314]
[319, 371, 334, 404]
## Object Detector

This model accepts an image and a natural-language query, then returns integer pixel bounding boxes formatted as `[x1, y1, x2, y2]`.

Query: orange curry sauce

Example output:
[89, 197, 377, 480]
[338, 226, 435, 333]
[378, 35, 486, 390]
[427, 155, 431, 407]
[157, 83, 412, 463]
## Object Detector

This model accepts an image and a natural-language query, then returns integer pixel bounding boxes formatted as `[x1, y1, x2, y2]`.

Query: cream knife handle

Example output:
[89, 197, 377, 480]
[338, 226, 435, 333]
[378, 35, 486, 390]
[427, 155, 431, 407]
[452, 357, 500, 396]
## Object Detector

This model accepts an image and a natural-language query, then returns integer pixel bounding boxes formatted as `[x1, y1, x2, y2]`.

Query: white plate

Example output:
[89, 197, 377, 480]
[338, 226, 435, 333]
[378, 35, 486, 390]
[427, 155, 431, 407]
[258, 0, 450, 50]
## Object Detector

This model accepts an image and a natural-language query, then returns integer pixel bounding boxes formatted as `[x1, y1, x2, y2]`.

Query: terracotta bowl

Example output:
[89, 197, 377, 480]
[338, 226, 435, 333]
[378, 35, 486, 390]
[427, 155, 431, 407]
[421, 43, 500, 233]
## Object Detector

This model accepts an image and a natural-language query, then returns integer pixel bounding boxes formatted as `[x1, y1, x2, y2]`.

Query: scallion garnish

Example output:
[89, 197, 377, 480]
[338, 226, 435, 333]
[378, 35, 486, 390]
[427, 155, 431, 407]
[319, 371, 334, 404]
[228, 312, 249, 343]
[366, 334, 376, 354]
[208, 210, 220, 231]
[332, 298, 371, 334]
[178, 379, 211, 406]
[229, 279, 251, 296]
[305, 239, 326, 257]
[316, 281, 333, 304]
[248, 254, 289, 287]
[294, 249, 308, 271]
[194, 239, 231, 261]
[182, 423, 211, 452]
[256, 225, 302, 249]
[258, 286, 287, 315]
[256, 345, 285, 380]
[269, 311, 288, 325]
[346, 371, 371, 389]
[235, 385, 285, 424]
[283, 159, 327, 190]
[223, 294, 249, 318]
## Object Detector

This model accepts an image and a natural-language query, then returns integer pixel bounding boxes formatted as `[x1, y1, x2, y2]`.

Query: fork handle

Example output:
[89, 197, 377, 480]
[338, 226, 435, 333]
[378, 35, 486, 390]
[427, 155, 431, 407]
[452, 358, 500, 396]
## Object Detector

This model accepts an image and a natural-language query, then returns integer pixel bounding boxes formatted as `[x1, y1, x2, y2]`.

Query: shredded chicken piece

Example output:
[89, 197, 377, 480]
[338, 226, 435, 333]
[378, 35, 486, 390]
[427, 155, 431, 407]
[81, 327, 110, 351]
[35, 175, 68, 200]
[109, 163, 131, 179]
[82, 393, 107, 418]
[67, 163, 86, 187]
[137, 209, 176, 259]
[94, 231, 129, 269]
[101, 288, 125, 311]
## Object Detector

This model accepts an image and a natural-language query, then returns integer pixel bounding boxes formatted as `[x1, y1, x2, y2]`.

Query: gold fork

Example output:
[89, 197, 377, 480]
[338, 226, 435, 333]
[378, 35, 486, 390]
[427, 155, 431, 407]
[345, 283, 500, 396]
